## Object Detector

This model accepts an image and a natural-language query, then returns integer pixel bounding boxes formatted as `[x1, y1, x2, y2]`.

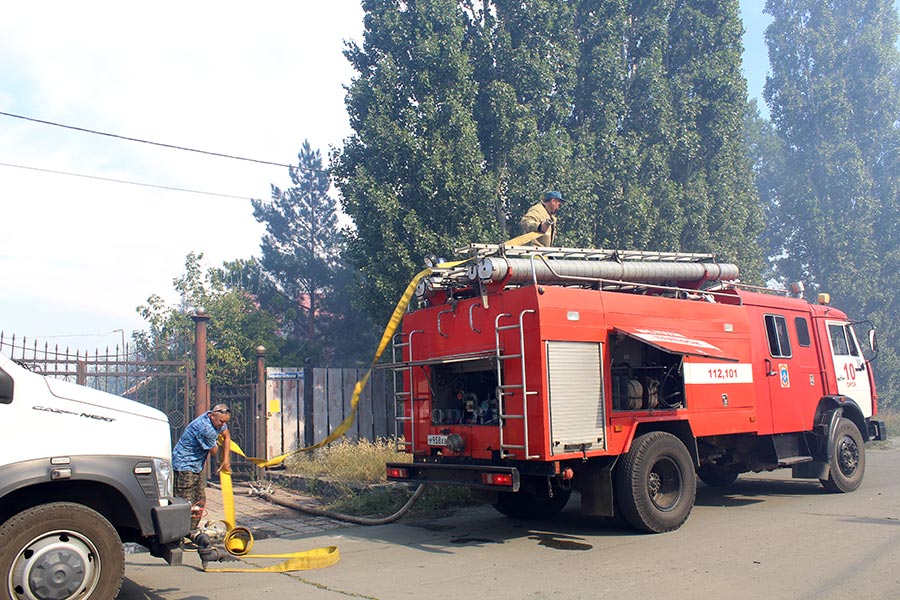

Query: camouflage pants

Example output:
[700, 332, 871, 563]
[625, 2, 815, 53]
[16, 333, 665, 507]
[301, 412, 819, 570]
[174, 470, 206, 530]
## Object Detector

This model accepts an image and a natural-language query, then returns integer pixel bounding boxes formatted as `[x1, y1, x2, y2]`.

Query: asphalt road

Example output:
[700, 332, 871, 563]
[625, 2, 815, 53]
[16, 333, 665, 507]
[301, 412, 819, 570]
[120, 443, 900, 600]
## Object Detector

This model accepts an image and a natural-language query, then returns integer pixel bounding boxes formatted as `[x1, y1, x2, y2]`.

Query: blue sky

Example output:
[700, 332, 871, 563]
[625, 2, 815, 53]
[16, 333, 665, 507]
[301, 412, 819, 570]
[740, 0, 774, 116]
[0, 1, 857, 351]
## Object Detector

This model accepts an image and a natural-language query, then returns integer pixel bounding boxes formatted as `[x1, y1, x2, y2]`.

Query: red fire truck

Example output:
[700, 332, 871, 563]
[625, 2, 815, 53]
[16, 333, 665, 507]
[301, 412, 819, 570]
[386, 244, 887, 532]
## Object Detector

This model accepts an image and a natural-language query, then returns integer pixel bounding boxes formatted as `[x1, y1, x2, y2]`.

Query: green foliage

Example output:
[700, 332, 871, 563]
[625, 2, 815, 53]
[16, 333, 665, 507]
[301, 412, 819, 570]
[135, 252, 280, 384]
[762, 0, 900, 407]
[333, 0, 765, 323]
[334, 0, 499, 321]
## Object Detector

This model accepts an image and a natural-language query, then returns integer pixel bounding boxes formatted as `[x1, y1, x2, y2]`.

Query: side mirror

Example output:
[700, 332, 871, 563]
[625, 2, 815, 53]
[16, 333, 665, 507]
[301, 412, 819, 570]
[868, 329, 878, 354]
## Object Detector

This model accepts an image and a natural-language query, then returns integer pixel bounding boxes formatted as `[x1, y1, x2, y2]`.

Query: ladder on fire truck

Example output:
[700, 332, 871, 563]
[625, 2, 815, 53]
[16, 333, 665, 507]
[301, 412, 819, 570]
[494, 309, 539, 459]
[390, 329, 422, 453]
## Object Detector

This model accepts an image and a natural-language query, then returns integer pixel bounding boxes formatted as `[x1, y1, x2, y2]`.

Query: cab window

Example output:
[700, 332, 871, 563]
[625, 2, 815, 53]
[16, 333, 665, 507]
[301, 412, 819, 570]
[794, 317, 811, 347]
[828, 324, 851, 356]
[765, 314, 792, 358]
[847, 326, 861, 357]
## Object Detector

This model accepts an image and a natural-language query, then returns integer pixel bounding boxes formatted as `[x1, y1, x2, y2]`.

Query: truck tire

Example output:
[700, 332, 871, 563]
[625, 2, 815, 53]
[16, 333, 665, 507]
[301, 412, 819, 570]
[493, 478, 572, 519]
[615, 431, 696, 533]
[1, 502, 125, 600]
[697, 464, 740, 487]
[820, 417, 865, 493]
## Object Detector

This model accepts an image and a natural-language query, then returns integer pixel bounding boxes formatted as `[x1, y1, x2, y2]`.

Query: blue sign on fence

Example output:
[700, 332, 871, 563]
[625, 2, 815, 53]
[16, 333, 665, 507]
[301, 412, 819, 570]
[267, 370, 304, 380]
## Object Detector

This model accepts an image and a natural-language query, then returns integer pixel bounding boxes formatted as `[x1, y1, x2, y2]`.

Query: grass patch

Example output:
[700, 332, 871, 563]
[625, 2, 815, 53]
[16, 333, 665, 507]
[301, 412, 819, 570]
[877, 409, 899, 433]
[283, 438, 476, 517]
[873, 409, 898, 448]
[284, 437, 410, 483]
[327, 484, 476, 518]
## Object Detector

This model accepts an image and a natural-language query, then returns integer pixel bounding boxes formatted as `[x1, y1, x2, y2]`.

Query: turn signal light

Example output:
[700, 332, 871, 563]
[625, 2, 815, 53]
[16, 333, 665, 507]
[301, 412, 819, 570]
[481, 472, 514, 487]
[387, 467, 410, 479]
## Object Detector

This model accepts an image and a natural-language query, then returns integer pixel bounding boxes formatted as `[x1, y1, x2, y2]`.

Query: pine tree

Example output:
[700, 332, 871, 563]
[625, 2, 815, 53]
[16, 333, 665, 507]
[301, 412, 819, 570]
[251, 141, 375, 366]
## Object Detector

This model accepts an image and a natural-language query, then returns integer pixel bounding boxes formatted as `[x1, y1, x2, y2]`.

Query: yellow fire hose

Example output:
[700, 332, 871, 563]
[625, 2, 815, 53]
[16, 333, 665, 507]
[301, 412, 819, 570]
[206, 232, 540, 572]
[200, 468, 340, 573]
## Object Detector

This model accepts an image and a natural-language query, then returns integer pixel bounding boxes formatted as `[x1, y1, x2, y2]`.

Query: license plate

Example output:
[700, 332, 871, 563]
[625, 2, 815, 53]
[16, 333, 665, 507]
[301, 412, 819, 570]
[427, 434, 448, 446]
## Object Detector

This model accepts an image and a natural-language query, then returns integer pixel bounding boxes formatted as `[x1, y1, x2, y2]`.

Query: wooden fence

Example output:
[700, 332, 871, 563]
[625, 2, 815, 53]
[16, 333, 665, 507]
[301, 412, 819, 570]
[265, 366, 393, 459]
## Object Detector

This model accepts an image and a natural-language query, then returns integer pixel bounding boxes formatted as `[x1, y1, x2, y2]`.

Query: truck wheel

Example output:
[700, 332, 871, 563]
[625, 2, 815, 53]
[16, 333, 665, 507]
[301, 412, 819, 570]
[493, 479, 572, 519]
[697, 464, 740, 487]
[615, 431, 696, 533]
[1, 502, 125, 600]
[820, 417, 865, 493]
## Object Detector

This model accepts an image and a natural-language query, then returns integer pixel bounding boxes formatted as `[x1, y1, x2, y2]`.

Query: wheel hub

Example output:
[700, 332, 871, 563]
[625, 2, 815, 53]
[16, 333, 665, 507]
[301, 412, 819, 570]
[11, 532, 96, 600]
[837, 436, 860, 476]
[648, 458, 682, 511]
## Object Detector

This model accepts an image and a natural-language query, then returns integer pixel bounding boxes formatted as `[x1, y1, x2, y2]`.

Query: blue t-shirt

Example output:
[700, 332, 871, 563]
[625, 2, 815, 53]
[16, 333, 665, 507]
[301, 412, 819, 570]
[172, 413, 228, 472]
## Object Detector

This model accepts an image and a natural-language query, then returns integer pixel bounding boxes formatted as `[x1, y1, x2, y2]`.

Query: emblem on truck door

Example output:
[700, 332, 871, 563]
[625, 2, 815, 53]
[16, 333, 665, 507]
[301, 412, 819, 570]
[779, 364, 790, 388]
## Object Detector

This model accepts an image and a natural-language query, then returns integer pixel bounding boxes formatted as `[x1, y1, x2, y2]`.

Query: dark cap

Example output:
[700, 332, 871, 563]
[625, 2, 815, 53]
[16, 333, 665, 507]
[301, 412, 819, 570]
[543, 191, 564, 202]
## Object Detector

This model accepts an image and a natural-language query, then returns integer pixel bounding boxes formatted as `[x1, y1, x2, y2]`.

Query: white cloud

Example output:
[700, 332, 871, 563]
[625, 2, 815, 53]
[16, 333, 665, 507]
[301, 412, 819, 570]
[0, 1, 363, 343]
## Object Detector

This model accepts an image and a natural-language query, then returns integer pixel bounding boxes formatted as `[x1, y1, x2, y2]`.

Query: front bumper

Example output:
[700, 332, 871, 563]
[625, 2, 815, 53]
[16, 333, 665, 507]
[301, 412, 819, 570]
[151, 497, 192, 544]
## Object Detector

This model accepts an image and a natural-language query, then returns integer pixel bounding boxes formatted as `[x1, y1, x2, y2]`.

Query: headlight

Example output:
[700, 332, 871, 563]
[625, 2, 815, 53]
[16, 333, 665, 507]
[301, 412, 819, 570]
[153, 458, 173, 498]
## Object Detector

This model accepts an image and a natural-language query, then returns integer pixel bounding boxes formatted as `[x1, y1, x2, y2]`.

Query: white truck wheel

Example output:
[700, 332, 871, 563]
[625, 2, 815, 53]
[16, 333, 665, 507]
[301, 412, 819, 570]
[0, 502, 125, 600]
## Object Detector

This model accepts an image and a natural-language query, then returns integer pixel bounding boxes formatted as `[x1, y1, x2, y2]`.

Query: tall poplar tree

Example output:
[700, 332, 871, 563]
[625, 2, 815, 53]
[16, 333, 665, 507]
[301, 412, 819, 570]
[334, 0, 764, 323]
[333, 0, 498, 321]
[763, 0, 900, 406]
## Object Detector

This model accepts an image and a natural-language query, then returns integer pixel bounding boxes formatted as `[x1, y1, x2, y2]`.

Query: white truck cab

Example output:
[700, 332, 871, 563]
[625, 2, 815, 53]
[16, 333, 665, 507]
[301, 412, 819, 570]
[0, 351, 191, 599]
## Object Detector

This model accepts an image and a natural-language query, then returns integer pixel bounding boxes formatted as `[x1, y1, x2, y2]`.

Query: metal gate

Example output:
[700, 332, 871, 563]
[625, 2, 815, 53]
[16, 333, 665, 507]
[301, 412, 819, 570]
[0, 332, 194, 447]
[210, 381, 257, 474]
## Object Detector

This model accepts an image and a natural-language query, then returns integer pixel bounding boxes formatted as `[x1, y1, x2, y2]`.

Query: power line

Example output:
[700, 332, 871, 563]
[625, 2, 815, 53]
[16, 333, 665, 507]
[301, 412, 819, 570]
[0, 110, 328, 174]
[1, 110, 292, 168]
[0, 161, 253, 200]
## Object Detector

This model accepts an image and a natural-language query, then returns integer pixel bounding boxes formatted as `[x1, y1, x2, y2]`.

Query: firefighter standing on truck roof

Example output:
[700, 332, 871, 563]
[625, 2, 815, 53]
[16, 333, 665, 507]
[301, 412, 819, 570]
[520, 190, 565, 246]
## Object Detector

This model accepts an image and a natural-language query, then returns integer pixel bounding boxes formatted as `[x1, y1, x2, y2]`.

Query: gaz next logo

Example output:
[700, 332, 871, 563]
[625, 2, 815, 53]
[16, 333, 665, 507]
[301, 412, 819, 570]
[33, 405, 116, 422]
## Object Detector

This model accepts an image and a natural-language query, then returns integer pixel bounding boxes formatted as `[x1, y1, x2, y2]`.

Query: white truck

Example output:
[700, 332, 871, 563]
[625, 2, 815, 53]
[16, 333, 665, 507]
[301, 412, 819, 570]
[0, 351, 191, 599]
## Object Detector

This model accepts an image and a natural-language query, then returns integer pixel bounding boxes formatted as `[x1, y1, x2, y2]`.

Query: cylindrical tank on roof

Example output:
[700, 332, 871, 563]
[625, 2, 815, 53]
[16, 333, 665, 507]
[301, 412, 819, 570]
[473, 257, 739, 285]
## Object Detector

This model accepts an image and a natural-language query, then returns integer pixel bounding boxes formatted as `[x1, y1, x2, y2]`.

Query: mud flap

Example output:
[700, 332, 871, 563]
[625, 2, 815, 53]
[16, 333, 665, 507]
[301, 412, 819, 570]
[868, 420, 887, 441]
[793, 409, 844, 480]
[577, 460, 616, 517]
[792, 461, 829, 480]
